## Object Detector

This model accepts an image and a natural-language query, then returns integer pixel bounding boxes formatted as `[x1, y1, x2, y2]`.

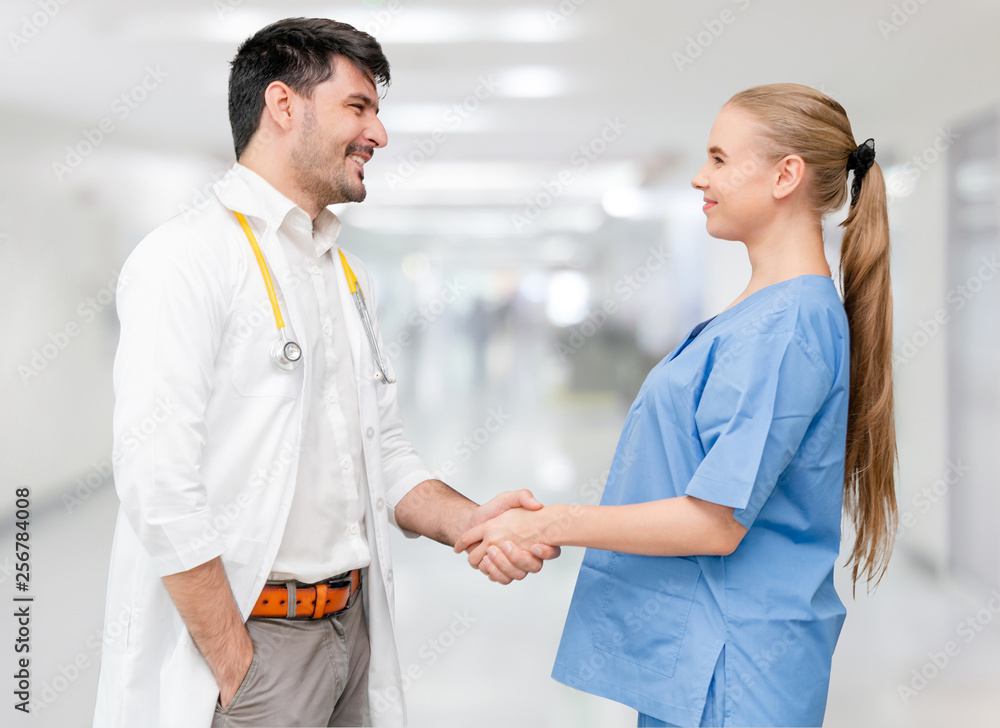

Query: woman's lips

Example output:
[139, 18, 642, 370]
[703, 200, 717, 212]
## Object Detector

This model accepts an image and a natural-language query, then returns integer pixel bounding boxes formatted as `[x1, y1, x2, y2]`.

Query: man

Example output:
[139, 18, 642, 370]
[94, 18, 556, 728]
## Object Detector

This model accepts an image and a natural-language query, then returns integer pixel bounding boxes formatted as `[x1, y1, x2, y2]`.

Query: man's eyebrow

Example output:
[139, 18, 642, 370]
[347, 92, 379, 113]
[708, 145, 727, 156]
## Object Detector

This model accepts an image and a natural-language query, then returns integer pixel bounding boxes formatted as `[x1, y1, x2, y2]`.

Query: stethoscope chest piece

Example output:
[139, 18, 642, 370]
[271, 338, 302, 371]
[233, 209, 394, 384]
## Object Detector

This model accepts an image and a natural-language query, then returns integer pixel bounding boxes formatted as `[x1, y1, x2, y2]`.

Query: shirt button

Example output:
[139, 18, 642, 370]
[341, 458, 352, 471]
[309, 264, 321, 276]
[327, 393, 338, 405]
[365, 427, 374, 440]
[350, 523, 359, 535]
[322, 321, 332, 336]
[375, 498, 385, 511]
[386, 569, 393, 582]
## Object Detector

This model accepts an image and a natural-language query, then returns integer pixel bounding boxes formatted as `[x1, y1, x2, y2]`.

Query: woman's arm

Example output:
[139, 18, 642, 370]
[454, 496, 748, 570]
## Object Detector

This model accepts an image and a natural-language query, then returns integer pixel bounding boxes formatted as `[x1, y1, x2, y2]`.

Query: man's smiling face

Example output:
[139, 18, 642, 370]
[289, 54, 388, 206]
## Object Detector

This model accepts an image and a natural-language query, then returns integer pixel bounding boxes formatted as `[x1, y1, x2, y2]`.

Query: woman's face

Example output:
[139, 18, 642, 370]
[691, 105, 779, 242]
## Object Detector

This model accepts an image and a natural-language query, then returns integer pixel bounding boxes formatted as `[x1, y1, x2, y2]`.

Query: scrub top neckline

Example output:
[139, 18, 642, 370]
[695, 274, 834, 338]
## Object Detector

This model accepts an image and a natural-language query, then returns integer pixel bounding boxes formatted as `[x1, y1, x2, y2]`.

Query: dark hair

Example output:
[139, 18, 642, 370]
[228, 17, 390, 159]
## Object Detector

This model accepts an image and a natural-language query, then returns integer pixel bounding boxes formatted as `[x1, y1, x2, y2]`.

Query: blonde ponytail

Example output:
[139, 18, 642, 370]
[838, 156, 897, 592]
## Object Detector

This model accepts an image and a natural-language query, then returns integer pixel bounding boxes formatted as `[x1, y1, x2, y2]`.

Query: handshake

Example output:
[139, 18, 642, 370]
[453, 489, 566, 585]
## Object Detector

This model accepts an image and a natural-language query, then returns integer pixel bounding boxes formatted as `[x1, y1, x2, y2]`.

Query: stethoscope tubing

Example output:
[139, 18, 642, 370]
[352, 289, 396, 384]
[233, 209, 395, 384]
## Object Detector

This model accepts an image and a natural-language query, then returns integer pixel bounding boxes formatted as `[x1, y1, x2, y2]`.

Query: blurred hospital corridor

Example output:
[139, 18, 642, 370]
[3, 0, 1000, 726]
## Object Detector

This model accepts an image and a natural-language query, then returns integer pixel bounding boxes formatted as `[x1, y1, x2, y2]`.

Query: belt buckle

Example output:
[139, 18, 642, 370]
[325, 568, 356, 590]
[327, 576, 352, 591]
[325, 570, 360, 617]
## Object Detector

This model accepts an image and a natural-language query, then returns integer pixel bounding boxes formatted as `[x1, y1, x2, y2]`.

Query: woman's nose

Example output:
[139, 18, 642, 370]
[691, 163, 708, 190]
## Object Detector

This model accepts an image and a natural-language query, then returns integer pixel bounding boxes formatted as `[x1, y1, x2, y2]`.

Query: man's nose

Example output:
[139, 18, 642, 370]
[366, 116, 388, 149]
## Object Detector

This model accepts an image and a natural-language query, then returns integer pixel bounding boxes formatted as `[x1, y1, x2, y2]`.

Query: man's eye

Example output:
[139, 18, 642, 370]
[713, 156, 724, 164]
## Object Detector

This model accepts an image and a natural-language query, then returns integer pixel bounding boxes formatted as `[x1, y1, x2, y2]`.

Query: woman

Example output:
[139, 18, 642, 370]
[455, 84, 897, 727]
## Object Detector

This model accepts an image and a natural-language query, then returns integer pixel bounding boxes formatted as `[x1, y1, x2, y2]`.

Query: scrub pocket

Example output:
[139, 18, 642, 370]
[592, 554, 701, 678]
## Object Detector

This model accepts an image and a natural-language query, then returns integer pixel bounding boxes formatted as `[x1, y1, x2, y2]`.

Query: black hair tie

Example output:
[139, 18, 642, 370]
[846, 138, 876, 206]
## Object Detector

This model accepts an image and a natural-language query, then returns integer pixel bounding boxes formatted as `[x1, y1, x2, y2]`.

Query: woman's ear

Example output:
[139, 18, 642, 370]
[773, 154, 807, 201]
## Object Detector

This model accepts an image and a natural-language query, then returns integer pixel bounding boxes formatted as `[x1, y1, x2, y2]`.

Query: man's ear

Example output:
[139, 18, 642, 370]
[773, 154, 807, 201]
[261, 80, 297, 133]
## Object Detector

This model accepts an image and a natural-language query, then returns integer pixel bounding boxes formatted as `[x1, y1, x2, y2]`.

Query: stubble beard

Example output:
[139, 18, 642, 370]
[289, 106, 367, 208]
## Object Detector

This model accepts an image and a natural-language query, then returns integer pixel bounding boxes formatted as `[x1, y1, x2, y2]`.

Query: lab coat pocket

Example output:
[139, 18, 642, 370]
[221, 535, 267, 615]
[230, 299, 303, 399]
[159, 632, 218, 726]
[593, 554, 701, 678]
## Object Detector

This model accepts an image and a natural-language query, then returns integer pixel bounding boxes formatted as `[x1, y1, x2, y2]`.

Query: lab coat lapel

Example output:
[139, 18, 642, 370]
[333, 248, 368, 388]
[252, 224, 306, 343]
[214, 167, 307, 346]
[219, 217, 306, 352]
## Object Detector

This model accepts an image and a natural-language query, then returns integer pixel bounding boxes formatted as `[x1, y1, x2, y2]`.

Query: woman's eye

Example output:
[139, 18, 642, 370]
[713, 156, 724, 164]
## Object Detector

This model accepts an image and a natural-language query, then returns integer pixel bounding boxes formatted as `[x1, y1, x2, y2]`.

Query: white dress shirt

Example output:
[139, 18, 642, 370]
[233, 168, 373, 583]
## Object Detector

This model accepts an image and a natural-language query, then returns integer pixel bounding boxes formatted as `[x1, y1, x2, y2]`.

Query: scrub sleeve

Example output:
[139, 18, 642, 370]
[685, 331, 834, 529]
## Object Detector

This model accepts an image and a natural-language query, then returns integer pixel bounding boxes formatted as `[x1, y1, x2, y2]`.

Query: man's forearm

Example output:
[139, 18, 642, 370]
[394, 479, 477, 546]
[161, 556, 253, 700]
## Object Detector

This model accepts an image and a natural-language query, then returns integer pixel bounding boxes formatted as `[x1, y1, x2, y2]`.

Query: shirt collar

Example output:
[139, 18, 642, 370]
[214, 163, 343, 257]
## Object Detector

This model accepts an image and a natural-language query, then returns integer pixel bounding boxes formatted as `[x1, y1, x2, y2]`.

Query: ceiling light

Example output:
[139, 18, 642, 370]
[494, 66, 572, 98]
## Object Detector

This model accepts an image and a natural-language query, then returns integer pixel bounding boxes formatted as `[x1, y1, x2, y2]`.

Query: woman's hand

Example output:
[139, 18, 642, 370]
[454, 505, 564, 581]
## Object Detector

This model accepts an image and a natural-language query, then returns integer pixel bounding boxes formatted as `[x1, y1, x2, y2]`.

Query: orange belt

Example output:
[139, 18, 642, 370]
[250, 569, 361, 619]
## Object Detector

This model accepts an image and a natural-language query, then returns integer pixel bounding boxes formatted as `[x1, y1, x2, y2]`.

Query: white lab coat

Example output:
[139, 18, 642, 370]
[94, 167, 433, 727]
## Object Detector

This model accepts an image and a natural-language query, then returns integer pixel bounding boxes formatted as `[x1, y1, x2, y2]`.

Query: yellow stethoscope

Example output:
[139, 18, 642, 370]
[233, 210, 396, 384]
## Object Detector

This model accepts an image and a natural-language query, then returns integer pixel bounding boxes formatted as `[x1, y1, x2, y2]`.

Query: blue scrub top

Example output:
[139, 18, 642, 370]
[552, 275, 850, 727]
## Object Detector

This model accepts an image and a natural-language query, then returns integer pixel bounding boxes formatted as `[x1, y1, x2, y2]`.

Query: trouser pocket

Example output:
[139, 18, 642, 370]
[215, 647, 260, 716]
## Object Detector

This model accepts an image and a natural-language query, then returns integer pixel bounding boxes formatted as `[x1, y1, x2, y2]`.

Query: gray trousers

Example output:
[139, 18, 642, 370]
[212, 593, 370, 727]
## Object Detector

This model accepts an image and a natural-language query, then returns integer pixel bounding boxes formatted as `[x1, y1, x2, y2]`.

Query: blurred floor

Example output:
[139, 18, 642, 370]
[5, 355, 999, 728]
